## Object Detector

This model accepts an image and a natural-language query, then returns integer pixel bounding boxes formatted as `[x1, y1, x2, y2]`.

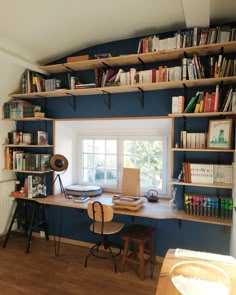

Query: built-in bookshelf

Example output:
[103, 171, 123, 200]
[38, 42, 236, 73]
[7, 27, 236, 226]
[9, 77, 236, 99]
[169, 106, 235, 224]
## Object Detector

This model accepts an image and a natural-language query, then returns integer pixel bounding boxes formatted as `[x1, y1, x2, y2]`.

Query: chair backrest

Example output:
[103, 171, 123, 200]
[87, 201, 113, 223]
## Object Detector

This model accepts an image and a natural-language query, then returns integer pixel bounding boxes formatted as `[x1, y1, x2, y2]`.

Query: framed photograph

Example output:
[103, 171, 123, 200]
[207, 119, 233, 149]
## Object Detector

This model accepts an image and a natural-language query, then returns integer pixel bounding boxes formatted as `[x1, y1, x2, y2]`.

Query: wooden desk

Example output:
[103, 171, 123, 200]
[10, 193, 232, 225]
[156, 249, 236, 295]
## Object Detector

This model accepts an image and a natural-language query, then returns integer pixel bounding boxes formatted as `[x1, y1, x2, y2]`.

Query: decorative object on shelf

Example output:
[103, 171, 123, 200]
[49, 154, 68, 198]
[169, 187, 177, 210]
[144, 189, 159, 203]
[207, 119, 233, 149]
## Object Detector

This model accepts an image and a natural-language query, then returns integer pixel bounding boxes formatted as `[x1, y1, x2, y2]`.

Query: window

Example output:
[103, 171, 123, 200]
[55, 118, 171, 196]
[79, 135, 168, 194]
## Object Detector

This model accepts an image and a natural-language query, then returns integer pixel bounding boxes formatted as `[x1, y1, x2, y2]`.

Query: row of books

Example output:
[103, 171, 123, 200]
[94, 55, 236, 88]
[21, 70, 62, 93]
[12, 174, 48, 198]
[181, 163, 233, 184]
[7, 131, 48, 145]
[180, 88, 236, 114]
[182, 55, 236, 81]
[184, 194, 233, 219]
[180, 131, 206, 149]
[4, 148, 51, 171]
[137, 25, 236, 54]
[3, 99, 41, 118]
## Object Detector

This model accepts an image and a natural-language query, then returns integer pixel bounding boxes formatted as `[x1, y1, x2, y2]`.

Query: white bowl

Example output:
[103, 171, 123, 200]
[170, 261, 231, 295]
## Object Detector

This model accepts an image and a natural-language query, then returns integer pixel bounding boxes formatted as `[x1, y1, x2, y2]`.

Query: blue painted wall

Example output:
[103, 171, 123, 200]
[31, 26, 234, 256]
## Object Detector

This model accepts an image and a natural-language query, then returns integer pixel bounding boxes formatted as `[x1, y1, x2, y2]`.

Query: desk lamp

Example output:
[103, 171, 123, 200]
[49, 154, 68, 198]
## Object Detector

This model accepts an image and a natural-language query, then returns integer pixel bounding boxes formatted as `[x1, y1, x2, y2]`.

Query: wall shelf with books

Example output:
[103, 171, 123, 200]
[9, 76, 236, 100]
[171, 148, 235, 152]
[3, 144, 54, 148]
[2, 117, 53, 121]
[2, 169, 52, 174]
[39, 41, 236, 74]
[176, 210, 232, 226]
[168, 111, 236, 118]
[169, 180, 233, 189]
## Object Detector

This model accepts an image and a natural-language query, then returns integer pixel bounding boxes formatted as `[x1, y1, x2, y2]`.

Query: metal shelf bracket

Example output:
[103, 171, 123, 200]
[138, 87, 144, 108]
[102, 90, 111, 109]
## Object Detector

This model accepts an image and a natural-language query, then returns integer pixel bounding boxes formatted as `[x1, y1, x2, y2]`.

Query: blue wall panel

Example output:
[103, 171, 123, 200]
[34, 28, 235, 257]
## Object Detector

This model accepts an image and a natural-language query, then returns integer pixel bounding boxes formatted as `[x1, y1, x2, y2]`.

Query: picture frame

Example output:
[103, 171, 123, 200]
[207, 119, 233, 149]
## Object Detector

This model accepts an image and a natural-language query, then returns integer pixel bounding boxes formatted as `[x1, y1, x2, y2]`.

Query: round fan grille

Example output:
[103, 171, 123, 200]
[49, 154, 68, 172]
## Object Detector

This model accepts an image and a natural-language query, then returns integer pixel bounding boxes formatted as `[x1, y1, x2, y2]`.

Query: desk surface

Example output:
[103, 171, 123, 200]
[156, 249, 236, 295]
[11, 193, 232, 226]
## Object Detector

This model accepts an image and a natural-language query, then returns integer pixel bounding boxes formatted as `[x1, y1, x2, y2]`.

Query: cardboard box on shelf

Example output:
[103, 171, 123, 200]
[67, 55, 90, 63]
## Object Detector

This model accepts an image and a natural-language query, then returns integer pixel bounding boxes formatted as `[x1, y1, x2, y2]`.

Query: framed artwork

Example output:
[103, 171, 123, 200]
[207, 119, 233, 149]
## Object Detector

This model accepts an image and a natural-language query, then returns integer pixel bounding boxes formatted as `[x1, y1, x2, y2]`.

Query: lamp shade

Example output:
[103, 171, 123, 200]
[49, 154, 68, 172]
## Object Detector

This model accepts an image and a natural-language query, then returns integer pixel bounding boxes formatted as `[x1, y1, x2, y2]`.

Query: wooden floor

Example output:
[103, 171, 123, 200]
[0, 235, 161, 295]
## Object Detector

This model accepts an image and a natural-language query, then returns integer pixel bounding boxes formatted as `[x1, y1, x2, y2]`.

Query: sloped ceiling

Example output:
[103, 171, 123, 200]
[0, 0, 236, 67]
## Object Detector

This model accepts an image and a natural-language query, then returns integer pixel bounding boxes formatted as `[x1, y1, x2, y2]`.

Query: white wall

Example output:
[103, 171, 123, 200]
[0, 58, 26, 181]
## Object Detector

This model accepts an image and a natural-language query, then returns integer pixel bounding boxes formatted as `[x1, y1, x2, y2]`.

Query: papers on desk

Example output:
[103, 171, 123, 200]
[112, 195, 145, 211]
[175, 248, 236, 264]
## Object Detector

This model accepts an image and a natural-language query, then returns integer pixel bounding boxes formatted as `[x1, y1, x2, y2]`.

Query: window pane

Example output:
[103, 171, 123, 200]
[83, 169, 94, 182]
[106, 155, 116, 169]
[83, 140, 93, 153]
[106, 140, 117, 154]
[94, 154, 105, 168]
[83, 154, 93, 168]
[94, 140, 105, 154]
[124, 139, 163, 190]
[106, 170, 117, 184]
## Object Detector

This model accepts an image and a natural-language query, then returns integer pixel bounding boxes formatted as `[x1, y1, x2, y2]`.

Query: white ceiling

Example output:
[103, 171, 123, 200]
[0, 0, 236, 67]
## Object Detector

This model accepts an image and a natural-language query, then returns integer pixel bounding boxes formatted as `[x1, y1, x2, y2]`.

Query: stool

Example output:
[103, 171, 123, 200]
[120, 224, 155, 280]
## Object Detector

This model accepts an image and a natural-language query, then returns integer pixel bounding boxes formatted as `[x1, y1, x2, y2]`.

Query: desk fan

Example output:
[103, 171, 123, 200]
[49, 154, 68, 198]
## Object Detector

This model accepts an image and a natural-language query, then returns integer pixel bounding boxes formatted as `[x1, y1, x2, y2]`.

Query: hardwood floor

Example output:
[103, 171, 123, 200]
[0, 235, 161, 295]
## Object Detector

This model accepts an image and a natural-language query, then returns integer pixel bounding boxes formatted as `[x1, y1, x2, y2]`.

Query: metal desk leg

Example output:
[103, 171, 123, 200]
[25, 202, 37, 254]
[42, 204, 49, 240]
[2, 201, 19, 248]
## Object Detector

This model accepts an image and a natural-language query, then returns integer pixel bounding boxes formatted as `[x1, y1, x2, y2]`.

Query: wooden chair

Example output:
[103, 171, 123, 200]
[120, 224, 155, 280]
[84, 201, 125, 272]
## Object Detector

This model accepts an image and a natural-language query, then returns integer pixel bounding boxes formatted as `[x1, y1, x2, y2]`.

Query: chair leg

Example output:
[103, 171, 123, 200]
[120, 239, 129, 273]
[107, 244, 118, 273]
[138, 242, 145, 280]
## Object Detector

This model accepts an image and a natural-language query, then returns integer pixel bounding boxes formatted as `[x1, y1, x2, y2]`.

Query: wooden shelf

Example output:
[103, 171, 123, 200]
[176, 210, 232, 226]
[9, 76, 236, 99]
[3, 169, 52, 174]
[2, 117, 53, 121]
[169, 180, 233, 189]
[171, 148, 235, 152]
[39, 41, 236, 73]
[3, 144, 53, 148]
[169, 111, 236, 117]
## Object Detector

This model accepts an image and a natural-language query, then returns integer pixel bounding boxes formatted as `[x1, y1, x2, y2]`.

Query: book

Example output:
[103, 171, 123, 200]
[33, 131, 48, 145]
[28, 174, 47, 198]
[73, 196, 90, 203]
[184, 92, 200, 113]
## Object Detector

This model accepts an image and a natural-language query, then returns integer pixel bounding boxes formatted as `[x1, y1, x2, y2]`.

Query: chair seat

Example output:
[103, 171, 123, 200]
[90, 221, 124, 235]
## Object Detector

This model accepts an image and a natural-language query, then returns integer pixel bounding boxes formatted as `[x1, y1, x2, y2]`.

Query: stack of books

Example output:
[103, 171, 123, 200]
[112, 195, 145, 211]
